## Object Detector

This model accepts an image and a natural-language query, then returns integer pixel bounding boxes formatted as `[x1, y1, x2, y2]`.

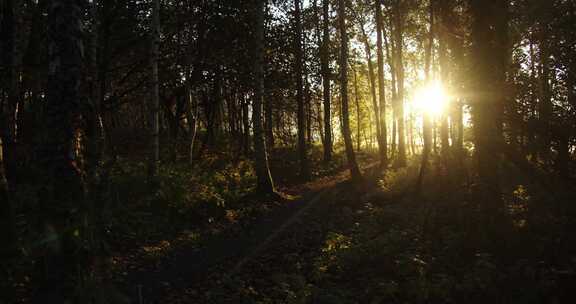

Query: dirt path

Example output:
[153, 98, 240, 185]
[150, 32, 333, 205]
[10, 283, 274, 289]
[122, 165, 379, 303]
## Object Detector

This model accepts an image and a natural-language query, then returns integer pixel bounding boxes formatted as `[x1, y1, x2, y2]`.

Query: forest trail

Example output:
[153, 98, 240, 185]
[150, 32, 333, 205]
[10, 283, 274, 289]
[122, 163, 384, 303]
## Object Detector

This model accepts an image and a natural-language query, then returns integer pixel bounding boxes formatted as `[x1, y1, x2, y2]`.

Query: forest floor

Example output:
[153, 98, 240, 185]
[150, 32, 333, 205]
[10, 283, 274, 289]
[119, 158, 381, 303]
[112, 151, 576, 304]
[3, 148, 576, 303]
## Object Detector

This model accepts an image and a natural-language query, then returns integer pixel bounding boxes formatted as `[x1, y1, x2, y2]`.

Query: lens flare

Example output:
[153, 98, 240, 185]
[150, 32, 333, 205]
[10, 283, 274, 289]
[413, 81, 448, 116]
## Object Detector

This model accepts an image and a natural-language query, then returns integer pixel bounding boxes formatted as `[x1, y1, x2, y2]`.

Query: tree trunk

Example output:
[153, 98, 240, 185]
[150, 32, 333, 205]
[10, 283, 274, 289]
[338, 0, 362, 181]
[353, 68, 361, 151]
[469, 0, 505, 220]
[185, 84, 198, 165]
[0, 137, 16, 256]
[295, 0, 310, 180]
[393, 0, 406, 167]
[149, 0, 160, 178]
[242, 97, 251, 155]
[375, 0, 388, 167]
[2, 0, 23, 181]
[37, 0, 87, 299]
[538, 25, 552, 161]
[265, 91, 274, 148]
[85, 0, 105, 185]
[359, 25, 383, 163]
[416, 0, 434, 193]
[438, 3, 450, 160]
[384, 28, 397, 159]
[253, 0, 275, 193]
[321, 0, 333, 162]
[6, 0, 22, 143]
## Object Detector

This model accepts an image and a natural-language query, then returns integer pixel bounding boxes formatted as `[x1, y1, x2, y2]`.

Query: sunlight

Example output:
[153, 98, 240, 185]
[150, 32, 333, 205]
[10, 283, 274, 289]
[413, 81, 449, 117]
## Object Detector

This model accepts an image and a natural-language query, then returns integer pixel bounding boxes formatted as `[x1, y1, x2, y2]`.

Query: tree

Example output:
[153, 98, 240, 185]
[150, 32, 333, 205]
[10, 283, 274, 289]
[149, 0, 161, 179]
[416, 0, 435, 193]
[0, 137, 15, 256]
[338, 0, 362, 181]
[438, 0, 451, 160]
[357, 15, 383, 166]
[375, 0, 388, 168]
[295, 0, 311, 180]
[321, 0, 333, 162]
[536, 1, 553, 161]
[253, 0, 276, 193]
[392, 0, 407, 167]
[37, 0, 87, 299]
[469, 0, 506, 218]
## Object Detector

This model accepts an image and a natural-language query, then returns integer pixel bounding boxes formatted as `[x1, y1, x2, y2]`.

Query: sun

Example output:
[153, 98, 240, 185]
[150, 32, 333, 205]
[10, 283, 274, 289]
[413, 81, 449, 116]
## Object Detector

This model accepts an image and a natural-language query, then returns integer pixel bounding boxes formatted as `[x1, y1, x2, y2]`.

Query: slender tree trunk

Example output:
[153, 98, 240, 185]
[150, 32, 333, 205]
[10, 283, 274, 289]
[85, 0, 104, 184]
[253, 0, 275, 193]
[438, 3, 450, 160]
[384, 13, 397, 159]
[242, 96, 251, 155]
[2, 0, 23, 180]
[185, 83, 198, 165]
[375, 0, 388, 167]
[416, 0, 434, 193]
[393, 0, 406, 167]
[316, 96, 324, 147]
[295, 0, 310, 179]
[538, 25, 552, 161]
[306, 77, 313, 144]
[338, 0, 362, 181]
[353, 68, 361, 151]
[149, 0, 160, 178]
[321, 0, 332, 162]
[359, 25, 384, 164]
[265, 91, 274, 148]
[0, 137, 16, 256]
[7, 0, 22, 143]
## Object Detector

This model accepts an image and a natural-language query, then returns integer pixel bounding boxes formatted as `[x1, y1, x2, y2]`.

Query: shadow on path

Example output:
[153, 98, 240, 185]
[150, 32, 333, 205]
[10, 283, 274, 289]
[122, 164, 380, 303]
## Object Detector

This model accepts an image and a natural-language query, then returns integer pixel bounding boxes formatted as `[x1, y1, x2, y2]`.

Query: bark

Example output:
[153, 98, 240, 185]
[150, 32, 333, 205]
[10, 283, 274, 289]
[538, 24, 552, 160]
[0, 137, 16, 256]
[469, 0, 505, 218]
[265, 91, 274, 148]
[358, 24, 383, 163]
[306, 77, 313, 144]
[85, 0, 105, 185]
[353, 68, 361, 151]
[4, 0, 22, 143]
[38, 0, 87, 298]
[383, 26, 397, 159]
[295, 0, 310, 180]
[184, 50, 198, 164]
[321, 0, 333, 162]
[149, 0, 160, 178]
[253, 0, 275, 193]
[392, 0, 406, 167]
[438, 1, 450, 160]
[1, 0, 23, 181]
[416, 0, 434, 193]
[375, 0, 388, 167]
[338, 0, 362, 181]
[242, 97, 251, 155]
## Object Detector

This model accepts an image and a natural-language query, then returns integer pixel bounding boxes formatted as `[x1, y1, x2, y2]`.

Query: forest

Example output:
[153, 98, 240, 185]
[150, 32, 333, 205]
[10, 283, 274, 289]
[1, 0, 575, 303]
